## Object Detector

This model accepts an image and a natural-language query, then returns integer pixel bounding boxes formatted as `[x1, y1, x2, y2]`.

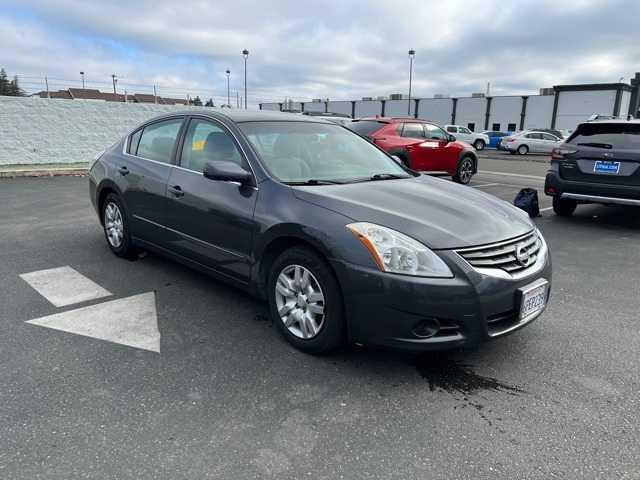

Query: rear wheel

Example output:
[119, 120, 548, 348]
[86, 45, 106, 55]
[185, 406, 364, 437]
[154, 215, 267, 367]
[102, 193, 136, 258]
[517, 144, 529, 155]
[473, 139, 486, 151]
[267, 246, 345, 354]
[552, 197, 577, 216]
[453, 156, 475, 184]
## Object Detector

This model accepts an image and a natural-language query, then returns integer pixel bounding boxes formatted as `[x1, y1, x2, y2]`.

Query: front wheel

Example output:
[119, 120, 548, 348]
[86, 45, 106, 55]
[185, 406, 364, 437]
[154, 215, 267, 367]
[473, 139, 486, 151]
[453, 156, 475, 184]
[552, 197, 577, 216]
[267, 246, 345, 354]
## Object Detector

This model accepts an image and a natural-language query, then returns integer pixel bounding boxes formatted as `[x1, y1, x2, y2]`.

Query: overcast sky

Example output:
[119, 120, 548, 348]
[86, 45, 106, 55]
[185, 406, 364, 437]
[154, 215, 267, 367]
[2, 0, 639, 106]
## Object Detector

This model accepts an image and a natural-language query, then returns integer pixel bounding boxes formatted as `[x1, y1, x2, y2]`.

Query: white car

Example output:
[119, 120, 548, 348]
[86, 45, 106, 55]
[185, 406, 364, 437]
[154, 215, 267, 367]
[444, 125, 490, 150]
[501, 131, 562, 155]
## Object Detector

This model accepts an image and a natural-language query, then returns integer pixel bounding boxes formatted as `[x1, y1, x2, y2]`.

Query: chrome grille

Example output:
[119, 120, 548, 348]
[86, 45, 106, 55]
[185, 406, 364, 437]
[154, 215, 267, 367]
[456, 231, 541, 274]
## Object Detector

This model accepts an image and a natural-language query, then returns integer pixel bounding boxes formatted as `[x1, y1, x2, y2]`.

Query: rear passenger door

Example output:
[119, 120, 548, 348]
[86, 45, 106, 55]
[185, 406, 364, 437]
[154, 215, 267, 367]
[121, 116, 185, 242]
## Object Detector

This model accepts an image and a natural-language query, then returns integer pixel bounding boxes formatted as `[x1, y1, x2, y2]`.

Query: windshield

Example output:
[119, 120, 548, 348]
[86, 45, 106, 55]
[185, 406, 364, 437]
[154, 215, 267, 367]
[239, 121, 411, 184]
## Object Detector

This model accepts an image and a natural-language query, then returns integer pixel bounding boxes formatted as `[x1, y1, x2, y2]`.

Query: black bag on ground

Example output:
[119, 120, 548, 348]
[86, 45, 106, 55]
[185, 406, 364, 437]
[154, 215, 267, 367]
[514, 188, 540, 217]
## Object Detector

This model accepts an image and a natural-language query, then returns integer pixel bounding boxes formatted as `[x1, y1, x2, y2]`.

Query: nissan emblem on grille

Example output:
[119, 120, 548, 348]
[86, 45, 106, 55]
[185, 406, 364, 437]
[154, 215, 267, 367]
[515, 243, 531, 267]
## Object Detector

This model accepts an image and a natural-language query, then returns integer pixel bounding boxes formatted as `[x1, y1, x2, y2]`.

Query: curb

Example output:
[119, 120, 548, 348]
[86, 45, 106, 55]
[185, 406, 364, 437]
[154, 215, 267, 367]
[0, 167, 88, 178]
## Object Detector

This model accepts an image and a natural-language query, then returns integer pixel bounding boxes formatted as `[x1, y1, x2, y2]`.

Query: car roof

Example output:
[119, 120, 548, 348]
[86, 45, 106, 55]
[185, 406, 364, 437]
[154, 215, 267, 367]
[579, 118, 640, 126]
[143, 108, 335, 124]
[355, 116, 435, 124]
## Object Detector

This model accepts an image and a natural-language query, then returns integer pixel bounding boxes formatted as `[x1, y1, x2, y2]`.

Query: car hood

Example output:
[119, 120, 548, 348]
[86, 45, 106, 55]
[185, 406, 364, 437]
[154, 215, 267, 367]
[293, 175, 533, 249]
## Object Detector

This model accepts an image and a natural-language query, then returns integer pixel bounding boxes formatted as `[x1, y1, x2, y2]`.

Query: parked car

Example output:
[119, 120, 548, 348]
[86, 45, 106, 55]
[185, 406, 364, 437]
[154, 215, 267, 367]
[545, 119, 640, 216]
[482, 131, 510, 149]
[347, 117, 478, 184]
[502, 131, 562, 155]
[445, 125, 490, 150]
[89, 110, 551, 354]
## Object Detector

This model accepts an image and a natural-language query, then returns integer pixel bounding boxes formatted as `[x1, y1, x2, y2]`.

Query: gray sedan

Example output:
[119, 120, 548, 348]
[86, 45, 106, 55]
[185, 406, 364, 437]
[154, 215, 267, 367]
[503, 131, 561, 155]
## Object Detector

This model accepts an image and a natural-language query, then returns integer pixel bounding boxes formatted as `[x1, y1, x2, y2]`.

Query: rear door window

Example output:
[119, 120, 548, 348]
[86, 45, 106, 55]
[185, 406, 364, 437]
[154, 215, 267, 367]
[542, 133, 558, 141]
[567, 123, 640, 150]
[136, 118, 184, 164]
[346, 120, 386, 138]
[526, 133, 543, 139]
[401, 123, 426, 139]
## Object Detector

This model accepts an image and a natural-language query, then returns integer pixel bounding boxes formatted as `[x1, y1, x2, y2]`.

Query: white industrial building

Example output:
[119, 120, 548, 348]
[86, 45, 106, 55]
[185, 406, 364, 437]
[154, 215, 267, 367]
[260, 72, 640, 132]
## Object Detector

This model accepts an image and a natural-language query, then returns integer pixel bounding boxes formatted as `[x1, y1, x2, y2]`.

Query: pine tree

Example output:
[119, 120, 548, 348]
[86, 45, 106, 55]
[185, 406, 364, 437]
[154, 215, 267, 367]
[0, 69, 8, 96]
[8, 76, 26, 96]
[192, 95, 203, 106]
[204, 98, 214, 107]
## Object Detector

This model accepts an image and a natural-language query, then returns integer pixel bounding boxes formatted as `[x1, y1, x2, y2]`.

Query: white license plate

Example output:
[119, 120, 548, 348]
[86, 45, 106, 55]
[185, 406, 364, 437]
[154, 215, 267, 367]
[519, 282, 548, 320]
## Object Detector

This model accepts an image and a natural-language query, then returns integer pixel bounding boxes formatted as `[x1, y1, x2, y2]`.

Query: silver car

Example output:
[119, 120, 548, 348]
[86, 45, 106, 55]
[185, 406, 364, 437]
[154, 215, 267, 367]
[502, 131, 561, 155]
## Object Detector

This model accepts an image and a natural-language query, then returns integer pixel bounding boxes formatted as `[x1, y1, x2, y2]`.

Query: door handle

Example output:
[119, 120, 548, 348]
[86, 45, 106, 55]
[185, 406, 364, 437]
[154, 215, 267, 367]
[168, 185, 185, 198]
[118, 166, 130, 176]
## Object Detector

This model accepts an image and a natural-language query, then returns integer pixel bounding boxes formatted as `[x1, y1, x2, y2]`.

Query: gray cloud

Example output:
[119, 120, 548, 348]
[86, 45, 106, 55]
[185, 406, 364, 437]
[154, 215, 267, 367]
[2, 0, 639, 105]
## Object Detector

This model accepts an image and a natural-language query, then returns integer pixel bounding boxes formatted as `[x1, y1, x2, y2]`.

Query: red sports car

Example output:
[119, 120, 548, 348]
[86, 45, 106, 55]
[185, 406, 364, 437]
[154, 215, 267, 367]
[347, 117, 478, 184]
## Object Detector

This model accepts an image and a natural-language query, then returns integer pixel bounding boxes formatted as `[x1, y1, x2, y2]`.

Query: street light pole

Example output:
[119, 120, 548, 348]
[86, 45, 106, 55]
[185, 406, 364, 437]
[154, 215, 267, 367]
[242, 49, 249, 109]
[80, 71, 85, 89]
[407, 49, 415, 116]
[226, 69, 231, 107]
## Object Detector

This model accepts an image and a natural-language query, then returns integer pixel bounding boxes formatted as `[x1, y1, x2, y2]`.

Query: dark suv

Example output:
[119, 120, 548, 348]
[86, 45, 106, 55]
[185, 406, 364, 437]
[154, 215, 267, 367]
[545, 120, 640, 215]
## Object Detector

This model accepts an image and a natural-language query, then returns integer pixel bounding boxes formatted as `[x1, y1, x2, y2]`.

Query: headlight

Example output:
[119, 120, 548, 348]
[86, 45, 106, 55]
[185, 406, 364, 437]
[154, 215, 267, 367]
[536, 228, 548, 262]
[346, 222, 453, 277]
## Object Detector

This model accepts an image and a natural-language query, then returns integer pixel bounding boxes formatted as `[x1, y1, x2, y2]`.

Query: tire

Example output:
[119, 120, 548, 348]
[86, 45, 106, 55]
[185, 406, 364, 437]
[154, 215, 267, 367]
[473, 139, 486, 151]
[267, 246, 345, 354]
[453, 156, 475, 185]
[552, 197, 577, 217]
[101, 193, 137, 258]
[517, 144, 529, 155]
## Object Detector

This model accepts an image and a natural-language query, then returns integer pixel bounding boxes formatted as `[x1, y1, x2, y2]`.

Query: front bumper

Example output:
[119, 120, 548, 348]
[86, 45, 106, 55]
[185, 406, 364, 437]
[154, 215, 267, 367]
[334, 247, 552, 352]
[545, 170, 640, 205]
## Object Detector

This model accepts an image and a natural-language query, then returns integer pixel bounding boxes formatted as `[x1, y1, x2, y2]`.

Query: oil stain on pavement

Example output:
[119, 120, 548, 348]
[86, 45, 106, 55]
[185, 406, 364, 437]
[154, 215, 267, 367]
[415, 353, 525, 430]
[414, 353, 524, 395]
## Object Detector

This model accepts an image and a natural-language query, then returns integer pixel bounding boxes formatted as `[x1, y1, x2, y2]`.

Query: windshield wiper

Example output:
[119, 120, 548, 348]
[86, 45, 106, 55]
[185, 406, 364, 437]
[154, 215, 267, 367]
[577, 142, 613, 149]
[284, 179, 344, 185]
[369, 173, 409, 180]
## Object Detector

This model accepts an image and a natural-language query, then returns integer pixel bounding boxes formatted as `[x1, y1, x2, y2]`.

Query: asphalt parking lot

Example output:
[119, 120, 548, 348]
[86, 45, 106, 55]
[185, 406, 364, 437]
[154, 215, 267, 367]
[2, 158, 640, 479]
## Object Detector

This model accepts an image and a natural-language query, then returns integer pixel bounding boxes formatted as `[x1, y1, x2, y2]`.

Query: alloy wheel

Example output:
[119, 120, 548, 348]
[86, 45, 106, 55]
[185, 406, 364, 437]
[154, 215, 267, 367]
[459, 159, 474, 184]
[275, 265, 325, 339]
[104, 202, 124, 248]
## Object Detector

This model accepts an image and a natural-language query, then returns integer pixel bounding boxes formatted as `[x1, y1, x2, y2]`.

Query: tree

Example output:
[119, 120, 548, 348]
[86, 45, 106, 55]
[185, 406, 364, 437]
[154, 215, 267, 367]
[204, 98, 214, 107]
[0, 69, 8, 96]
[8, 75, 26, 96]
[0, 70, 26, 97]
[191, 95, 202, 106]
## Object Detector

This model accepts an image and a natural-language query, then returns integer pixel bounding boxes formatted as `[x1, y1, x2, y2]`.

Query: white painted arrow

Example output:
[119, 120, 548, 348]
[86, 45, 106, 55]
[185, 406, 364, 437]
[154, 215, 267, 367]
[26, 292, 160, 353]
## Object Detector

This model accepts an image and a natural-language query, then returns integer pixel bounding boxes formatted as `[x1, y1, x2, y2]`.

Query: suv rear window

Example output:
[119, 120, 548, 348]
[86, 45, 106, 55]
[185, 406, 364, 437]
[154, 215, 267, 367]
[567, 123, 640, 150]
[346, 120, 386, 138]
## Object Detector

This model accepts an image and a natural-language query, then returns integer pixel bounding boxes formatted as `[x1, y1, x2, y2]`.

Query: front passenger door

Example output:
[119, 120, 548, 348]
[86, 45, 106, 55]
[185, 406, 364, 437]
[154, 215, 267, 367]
[164, 117, 258, 282]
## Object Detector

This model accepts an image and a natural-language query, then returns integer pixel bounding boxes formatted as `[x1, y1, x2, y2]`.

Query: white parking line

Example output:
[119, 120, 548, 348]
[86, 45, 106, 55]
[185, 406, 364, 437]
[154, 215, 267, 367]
[540, 207, 553, 212]
[20, 266, 112, 307]
[26, 292, 160, 353]
[471, 183, 500, 188]
[478, 170, 546, 181]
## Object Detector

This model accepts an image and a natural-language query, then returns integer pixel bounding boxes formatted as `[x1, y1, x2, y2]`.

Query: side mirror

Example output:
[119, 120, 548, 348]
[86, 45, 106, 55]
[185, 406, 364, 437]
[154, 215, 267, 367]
[203, 161, 252, 184]
[448, 134, 456, 143]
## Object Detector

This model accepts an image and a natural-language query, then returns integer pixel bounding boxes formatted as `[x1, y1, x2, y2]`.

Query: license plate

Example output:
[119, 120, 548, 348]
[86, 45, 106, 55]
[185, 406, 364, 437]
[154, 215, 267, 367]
[594, 160, 620, 174]
[519, 281, 548, 320]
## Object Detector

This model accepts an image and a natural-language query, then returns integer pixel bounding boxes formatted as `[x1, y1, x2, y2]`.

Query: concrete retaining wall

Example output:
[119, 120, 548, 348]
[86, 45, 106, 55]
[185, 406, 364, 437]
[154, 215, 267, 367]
[0, 96, 207, 165]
